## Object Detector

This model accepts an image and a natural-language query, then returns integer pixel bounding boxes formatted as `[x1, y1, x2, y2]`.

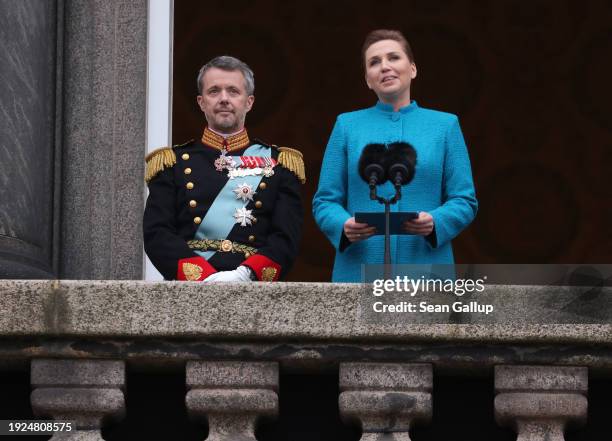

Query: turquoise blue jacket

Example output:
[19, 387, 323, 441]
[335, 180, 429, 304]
[312, 101, 478, 282]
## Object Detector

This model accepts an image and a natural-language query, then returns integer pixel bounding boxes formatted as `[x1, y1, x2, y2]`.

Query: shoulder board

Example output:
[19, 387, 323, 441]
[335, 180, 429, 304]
[172, 139, 195, 149]
[276, 146, 306, 184]
[144, 140, 194, 183]
[144, 146, 176, 183]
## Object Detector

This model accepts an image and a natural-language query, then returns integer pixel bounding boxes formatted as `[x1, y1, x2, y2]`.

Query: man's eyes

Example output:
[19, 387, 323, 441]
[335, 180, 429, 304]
[207, 88, 240, 95]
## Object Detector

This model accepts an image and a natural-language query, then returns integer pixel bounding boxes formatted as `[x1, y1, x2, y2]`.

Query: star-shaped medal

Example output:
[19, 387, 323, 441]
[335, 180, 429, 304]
[233, 207, 256, 227]
[233, 182, 255, 202]
[263, 166, 275, 177]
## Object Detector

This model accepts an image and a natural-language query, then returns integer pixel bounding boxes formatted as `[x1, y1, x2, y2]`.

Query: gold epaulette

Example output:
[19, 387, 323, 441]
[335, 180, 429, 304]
[145, 147, 176, 183]
[277, 147, 306, 184]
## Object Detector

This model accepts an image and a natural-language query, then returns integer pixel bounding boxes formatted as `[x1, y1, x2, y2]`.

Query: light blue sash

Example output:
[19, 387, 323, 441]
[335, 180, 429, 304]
[194, 144, 270, 260]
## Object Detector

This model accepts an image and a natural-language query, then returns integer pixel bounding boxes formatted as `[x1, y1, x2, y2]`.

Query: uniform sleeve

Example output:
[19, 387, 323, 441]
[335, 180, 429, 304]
[241, 166, 303, 281]
[143, 167, 217, 280]
[312, 117, 352, 250]
[427, 116, 478, 248]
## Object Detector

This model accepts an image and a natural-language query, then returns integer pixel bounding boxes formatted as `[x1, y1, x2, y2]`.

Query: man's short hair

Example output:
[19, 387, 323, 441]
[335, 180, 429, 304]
[362, 29, 415, 68]
[197, 55, 255, 96]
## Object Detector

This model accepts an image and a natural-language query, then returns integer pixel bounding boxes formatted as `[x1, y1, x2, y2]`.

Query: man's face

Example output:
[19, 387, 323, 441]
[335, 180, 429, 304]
[197, 67, 254, 133]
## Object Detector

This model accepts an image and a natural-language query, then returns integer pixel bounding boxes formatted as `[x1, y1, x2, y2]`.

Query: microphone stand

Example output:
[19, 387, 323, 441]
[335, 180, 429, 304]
[369, 176, 402, 280]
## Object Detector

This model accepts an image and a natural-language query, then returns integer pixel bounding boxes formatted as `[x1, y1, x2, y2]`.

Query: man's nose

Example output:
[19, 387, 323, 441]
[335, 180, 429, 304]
[219, 90, 230, 101]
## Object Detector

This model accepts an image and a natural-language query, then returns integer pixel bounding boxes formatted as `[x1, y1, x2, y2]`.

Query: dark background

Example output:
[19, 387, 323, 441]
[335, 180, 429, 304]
[173, 0, 612, 281]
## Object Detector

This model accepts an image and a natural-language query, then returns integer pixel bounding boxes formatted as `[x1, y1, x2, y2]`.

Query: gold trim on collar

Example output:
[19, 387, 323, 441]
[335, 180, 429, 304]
[201, 127, 250, 152]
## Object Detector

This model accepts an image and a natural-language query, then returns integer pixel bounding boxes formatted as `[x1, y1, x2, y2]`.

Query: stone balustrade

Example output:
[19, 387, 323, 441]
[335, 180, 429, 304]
[1, 280, 611, 439]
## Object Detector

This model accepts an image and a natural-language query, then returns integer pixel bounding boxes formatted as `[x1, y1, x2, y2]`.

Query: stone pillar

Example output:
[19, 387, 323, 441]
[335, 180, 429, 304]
[186, 361, 279, 441]
[495, 365, 588, 441]
[60, 0, 147, 279]
[0, 0, 148, 280]
[339, 363, 433, 441]
[31, 359, 126, 440]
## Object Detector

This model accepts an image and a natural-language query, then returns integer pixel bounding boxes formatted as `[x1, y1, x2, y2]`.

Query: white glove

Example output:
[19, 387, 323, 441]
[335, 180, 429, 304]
[203, 266, 253, 282]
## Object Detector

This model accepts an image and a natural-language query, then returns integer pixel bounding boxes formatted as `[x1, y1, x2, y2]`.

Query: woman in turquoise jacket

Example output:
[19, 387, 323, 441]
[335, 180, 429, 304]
[312, 29, 478, 282]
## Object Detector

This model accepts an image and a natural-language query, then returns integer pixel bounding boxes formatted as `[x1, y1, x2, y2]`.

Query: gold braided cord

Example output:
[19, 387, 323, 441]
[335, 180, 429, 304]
[145, 147, 176, 183]
[277, 147, 306, 184]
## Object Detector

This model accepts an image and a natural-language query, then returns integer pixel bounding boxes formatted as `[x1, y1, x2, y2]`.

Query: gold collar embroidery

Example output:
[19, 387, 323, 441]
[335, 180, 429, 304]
[201, 127, 250, 153]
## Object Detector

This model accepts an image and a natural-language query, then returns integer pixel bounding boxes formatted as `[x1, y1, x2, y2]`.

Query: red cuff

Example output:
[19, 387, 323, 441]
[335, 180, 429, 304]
[242, 254, 281, 281]
[177, 256, 217, 281]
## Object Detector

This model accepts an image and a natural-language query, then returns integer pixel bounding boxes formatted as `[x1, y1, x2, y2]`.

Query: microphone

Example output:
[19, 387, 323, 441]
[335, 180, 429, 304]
[383, 142, 417, 188]
[358, 143, 388, 188]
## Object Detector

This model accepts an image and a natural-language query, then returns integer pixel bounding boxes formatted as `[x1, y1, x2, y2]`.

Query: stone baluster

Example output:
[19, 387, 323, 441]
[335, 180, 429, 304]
[30, 359, 125, 440]
[186, 361, 278, 441]
[495, 365, 588, 441]
[339, 363, 433, 441]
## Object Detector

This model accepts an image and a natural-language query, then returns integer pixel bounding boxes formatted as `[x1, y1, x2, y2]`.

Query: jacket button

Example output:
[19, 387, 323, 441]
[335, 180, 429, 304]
[248, 235, 256, 242]
[189, 200, 197, 208]
[182, 153, 190, 160]
[184, 168, 192, 175]
[186, 182, 194, 190]
[259, 182, 267, 190]
[255, 201, 263, 209]
[193, 217, 202, 224]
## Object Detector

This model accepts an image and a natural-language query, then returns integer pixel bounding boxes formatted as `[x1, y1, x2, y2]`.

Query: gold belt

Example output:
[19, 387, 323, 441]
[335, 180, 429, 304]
[187, 239, 257, 258]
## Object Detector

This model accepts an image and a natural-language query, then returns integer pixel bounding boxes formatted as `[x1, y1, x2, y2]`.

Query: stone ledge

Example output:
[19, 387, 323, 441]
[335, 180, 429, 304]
[1, 280, 611, 344]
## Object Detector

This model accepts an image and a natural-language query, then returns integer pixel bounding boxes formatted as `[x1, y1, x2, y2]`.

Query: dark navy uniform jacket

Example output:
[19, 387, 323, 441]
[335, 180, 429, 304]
[143, 129, 304, 281]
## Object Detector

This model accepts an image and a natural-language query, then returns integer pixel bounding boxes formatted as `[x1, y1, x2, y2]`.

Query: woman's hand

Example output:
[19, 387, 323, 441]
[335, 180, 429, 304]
[344, 217, 377, 243]
[403, 212, 434, 236]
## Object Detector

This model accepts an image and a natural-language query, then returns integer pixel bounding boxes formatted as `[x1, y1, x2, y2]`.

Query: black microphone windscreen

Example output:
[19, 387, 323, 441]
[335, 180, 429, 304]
[384, 142, 417, 185]
[358, 143, 388, 184]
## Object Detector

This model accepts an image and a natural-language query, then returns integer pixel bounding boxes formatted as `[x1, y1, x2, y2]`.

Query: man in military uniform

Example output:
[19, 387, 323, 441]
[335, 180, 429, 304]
[144, 56, 304, 282]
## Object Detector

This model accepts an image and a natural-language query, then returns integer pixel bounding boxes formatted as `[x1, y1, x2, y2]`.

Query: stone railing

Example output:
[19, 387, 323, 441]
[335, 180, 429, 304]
[1, 280, 611, 440]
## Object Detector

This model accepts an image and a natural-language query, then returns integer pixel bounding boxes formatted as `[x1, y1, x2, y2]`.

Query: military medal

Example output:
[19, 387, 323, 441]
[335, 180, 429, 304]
[234, 207, 256, 227]
[233, 182, 255, 202]
[214, 150, 236, 172]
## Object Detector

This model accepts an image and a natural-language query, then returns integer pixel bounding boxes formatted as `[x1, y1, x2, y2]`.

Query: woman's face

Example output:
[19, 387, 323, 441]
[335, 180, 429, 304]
[364, 39, 416, 103]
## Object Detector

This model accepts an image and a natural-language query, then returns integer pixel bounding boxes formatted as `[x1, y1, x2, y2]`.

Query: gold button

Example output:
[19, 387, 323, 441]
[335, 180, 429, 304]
[220, 240, 233, 252]
[259, 182, 267, 190]
[182, 153, 190, 160]
[255, 201, 263, 209]
[189, 200, 197, 208]
[184, 168, 192, 175]
[252, 217, 257, 224]
[248, 235, 256, 242]
[186, 182, 194, 190]
[193, 217, 202, 224]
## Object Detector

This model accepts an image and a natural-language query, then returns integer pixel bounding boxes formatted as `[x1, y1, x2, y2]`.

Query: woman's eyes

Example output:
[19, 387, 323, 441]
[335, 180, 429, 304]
[369, 55, 400, 67]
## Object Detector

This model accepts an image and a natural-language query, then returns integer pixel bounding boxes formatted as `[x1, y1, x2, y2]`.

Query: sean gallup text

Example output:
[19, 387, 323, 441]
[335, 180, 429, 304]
[372, 301, 494, 315]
